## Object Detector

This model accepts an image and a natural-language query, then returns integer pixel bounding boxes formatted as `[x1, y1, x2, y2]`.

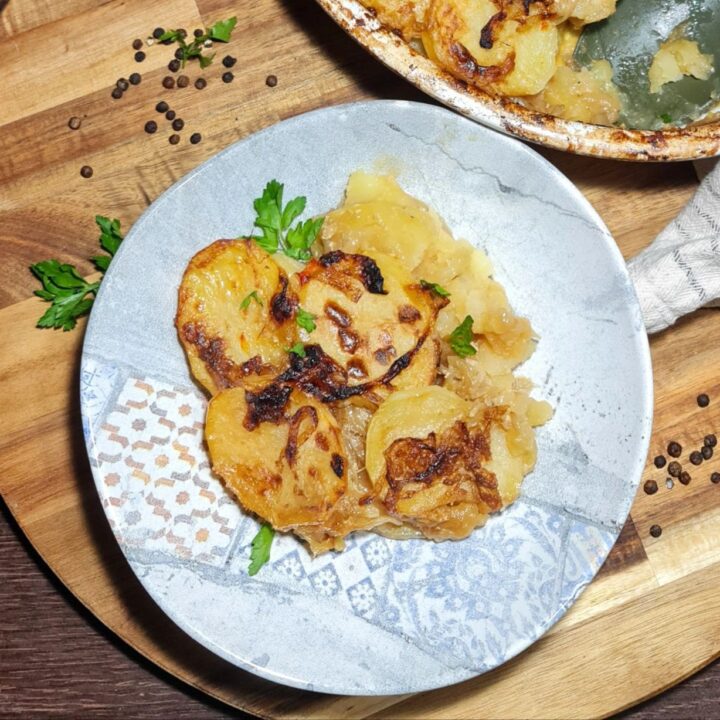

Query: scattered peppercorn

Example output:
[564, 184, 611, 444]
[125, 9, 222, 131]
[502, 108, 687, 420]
[266, 74, 278, 87]
[116, 78, 129, 91]
[169, 133, 181, 145]
[222, 71, 234, 83]
[689, 451, 703, 466]
[203, 38, 213, 48]
[194, 28, 204, 38]
[134, 50, 146, 62]
[711, 472, 720, 484]
[80, 165, 93, 178]
[144, 120, 158, 134]
[174, 47, 185, 60]
[653, 455, 666, 469]
[667, 441, 682, 457]
[666, 477, 674, 489]
[111, 87, 124, 99]
[129, 72, 141, 85]
[705, 434, 717, 448]
[132, 38, 143, 50]
[190, 132, 202, 144]
[697, 393, 710, 407]
[701, 445, 713, 460]
[165, 110, 176, 121]
[222, 55, 237, 68]
[177, 28, 187, 38]
[168, 59, 181, 73]
[156, 101, 169, 113]
[177, 75, 190, 88]
[668, 461, 681, 477]
[68, 116, 82, 130]
[643, 479, 658, 495]
[162, 76, 176, 89]
[194, 77, 207, 90]
[679, 471, 691, 485]
[172, 118, 184, 131]
[153, 27, 165, 39]
[649, 524, 662, 538]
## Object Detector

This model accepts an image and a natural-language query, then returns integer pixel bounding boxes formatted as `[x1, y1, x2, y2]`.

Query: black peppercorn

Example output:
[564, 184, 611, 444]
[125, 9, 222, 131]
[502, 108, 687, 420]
[80, 165, 93, 178]
[172, 118, 184, 131]
[705, 434, 717, 448]
[169, 134, 180, 145]
[222, 71, 234, 83]
[177, 75, 189, 88]
[668, 461, 682, 477]
[168, 59, 181, 73]
[266, 74, 278, 87]
[68, 116, 82, 130]
[698, 393, 710, 407]
[667, 441, 682, 458]
[153, 27, 165, 39]
[190, 132, 202, 144]
[144, 120, 158, 134]
[134, 50, 146, 62]
[643, 479, 658, 495]
[129, 72, 141, 85]
[194, 77, 207, 90]
[194, 28, 204, 38]
[711, 472, 720, 484]
[689, 451, 703, 465]
[116, 78, 129, 91]
[111, 87, 123, 99]
[156, 101, 169, 113]
[679, 471, 691, 485]
[649, 525, 662, 538]
[174, 47, 185, 60]
[162, 76, 176, 89]
[222, 55, 237, 68]
[653, 455, 666, 469]
[177, 28, 187, 38]
[701, 445, 713, 460]
[132, 38, 143, 50]
[165, 110, 176, 121]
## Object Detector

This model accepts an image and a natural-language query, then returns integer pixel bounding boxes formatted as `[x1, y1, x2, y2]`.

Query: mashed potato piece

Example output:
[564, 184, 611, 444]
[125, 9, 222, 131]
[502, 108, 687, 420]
[184, 173, 551, 554]
[648, 38, 713, 94]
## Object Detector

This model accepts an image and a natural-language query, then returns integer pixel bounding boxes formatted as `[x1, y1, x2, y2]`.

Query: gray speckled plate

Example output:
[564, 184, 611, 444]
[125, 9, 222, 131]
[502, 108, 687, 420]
[81, 100, 652, 696]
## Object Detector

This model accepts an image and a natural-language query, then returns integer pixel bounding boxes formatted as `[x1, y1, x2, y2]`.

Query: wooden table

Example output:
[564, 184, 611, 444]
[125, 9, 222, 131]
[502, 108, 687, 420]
[1, 0, 719, 717]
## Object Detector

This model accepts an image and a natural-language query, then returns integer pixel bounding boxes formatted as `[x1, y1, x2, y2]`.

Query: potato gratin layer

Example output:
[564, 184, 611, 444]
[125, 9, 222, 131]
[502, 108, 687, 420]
[177, 173, 552, 554]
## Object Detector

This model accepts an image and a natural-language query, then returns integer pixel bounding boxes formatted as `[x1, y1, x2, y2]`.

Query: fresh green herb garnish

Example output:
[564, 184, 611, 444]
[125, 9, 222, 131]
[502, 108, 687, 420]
[240, 290, 262, 310]
[31, 215, 124, 331]
[251, 180, 324, 261]
[295, 307, 316, 333]
[158, 17, 236, 68]
[248, 523, 274, 576]
[659, 113, 672, 124]
[448, 315, 477, 358]
[420, 279, 451, 297]
[287, 342, 306, 357]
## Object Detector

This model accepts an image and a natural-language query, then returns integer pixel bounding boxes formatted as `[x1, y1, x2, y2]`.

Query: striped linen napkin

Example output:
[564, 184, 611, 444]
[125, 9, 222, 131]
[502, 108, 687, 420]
[628, 160, 720, 334]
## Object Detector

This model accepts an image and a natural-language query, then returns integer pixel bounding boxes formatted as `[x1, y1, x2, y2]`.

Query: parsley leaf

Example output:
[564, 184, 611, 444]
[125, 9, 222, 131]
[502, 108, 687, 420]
[449, 315, 477, 358]
[158, 29, 183, 42]
[251, 180, 323, 262]
[287, 342, 306, 357]
[420, 279, 451, 297]
[659, 113, 672, 124]
[31, 216, 124, 331]
[208, 16, 237, 42]
[198, 52, 215, 69]
[295, 307, 316, 333]
[248, 524, 274, 576]
[240, 290, 262, 310]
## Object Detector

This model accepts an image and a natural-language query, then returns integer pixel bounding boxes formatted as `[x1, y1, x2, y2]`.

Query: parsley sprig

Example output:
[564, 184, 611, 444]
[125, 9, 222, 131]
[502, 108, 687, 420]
[158, 17, 237, 68]
[252, 180, 324, 261]
[295, 307, 316, 333]
[420, 279, 451, 297]
[287, 342, 306, 357]
[449, 315, 477, 358]
[248, 524, 274, 575]
[240, 290, 262, 310]
[31, 216, 124, 331]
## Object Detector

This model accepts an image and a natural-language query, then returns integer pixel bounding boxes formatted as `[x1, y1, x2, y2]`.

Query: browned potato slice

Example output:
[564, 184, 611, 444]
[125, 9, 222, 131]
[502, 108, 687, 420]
[295, 250, 444, 396]
[176, 239, 296, 395]
[206, 386, 382, 554]
[362, 0, 431, 40]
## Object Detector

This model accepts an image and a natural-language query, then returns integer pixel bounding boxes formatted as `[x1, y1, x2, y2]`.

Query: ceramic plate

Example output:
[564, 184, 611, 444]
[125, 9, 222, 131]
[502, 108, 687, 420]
[81, 100, 652, 696]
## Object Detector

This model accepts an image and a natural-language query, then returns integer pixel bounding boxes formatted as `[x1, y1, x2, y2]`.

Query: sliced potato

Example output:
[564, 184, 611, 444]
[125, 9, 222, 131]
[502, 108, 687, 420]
[176, 239, 296, 394]
[206, 386, 382, 554]
[361, 0, 431, 40]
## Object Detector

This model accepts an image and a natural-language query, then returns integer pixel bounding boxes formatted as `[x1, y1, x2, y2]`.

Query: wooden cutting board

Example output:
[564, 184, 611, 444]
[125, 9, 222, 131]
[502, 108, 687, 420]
[1, 0, 719, 717]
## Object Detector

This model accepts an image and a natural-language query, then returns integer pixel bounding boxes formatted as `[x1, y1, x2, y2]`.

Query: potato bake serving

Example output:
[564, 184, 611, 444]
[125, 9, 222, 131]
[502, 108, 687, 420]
[176, 172, 552, 557]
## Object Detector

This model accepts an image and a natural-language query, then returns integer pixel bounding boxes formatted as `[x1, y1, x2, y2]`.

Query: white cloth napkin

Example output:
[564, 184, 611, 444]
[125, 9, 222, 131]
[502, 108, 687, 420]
[628, 160, 720, 334]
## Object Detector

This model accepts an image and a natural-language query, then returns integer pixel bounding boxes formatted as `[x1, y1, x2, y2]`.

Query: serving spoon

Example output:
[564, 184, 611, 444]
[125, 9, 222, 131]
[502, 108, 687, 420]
[573, 0, 720, 129]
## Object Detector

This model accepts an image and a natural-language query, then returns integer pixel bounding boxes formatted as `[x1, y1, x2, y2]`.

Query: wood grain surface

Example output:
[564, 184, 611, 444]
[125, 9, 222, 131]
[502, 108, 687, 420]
[1, 0, 720, 718]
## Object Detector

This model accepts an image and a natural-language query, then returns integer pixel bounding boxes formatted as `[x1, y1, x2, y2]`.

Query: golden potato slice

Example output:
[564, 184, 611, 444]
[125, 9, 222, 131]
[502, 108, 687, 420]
[176, 239, 296, 394]
[206, 386, 383, 554]
[295, 250, 445, 396]
[366, 385, 517, 539]
[362, 0, 431, 40]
